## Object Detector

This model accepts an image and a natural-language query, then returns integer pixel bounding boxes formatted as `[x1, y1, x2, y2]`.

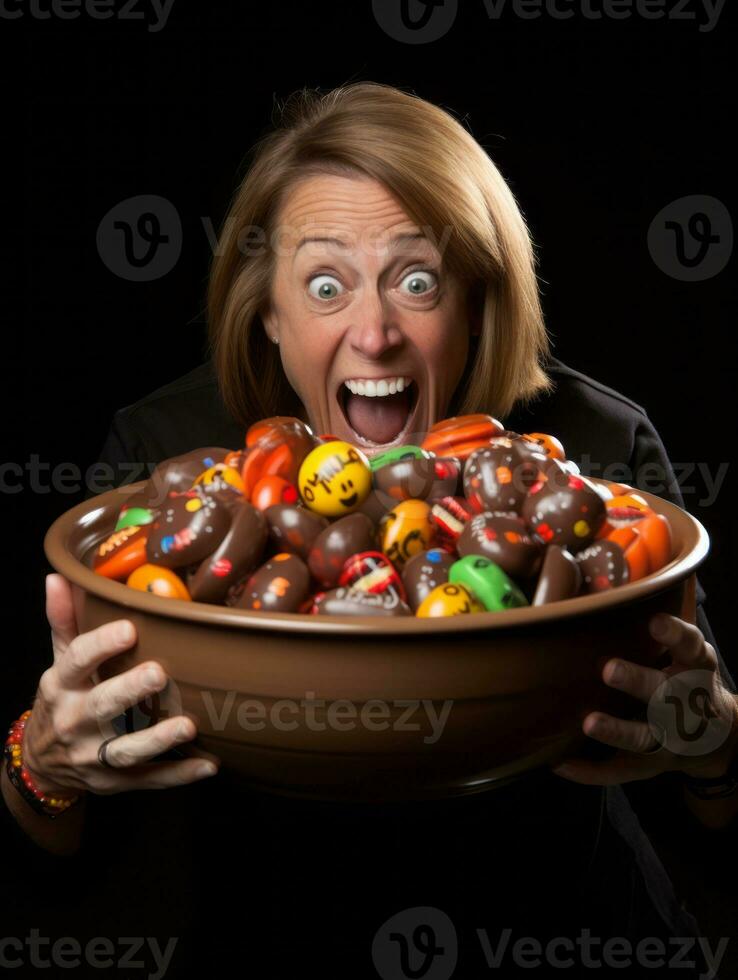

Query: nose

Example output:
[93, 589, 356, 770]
[346, 293, 403, 360]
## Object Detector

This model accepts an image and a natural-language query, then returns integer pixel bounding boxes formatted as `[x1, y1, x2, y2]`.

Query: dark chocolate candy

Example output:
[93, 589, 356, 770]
[522, 469, 607, 553]
[373, 455, 459, 506]
[265, 504, 329, 562]
[463, 443, 540, 515]
[313, 586, 411, 617]
[531, 545, 583, 606]
[308, 513, 376, 588]
[575, 540, 630, 593]
[146, 447, 232, 504]
[457, 512, 543, 580]
[187, 500, 267, 604]
[236, 553, 311, 612]
[401, 548, 456, 612]
[146, 491, 231, 569]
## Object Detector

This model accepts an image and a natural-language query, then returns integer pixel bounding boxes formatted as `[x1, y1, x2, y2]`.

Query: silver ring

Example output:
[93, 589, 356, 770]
[97, 736, 119, 769]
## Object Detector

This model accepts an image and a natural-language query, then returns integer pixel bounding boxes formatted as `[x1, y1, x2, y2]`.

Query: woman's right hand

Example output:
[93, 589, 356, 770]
[21, 573, 220, 797]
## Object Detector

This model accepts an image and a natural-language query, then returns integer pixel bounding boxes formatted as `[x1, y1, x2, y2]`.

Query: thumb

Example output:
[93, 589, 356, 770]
[46, 573, 79, 657]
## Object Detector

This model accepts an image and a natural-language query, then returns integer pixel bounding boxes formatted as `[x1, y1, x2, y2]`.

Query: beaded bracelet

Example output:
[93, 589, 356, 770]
[4, 710, 81, 819]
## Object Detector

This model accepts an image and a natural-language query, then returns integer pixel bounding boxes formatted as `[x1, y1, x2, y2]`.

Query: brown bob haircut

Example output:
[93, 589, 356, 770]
[208, 81, 554, 431]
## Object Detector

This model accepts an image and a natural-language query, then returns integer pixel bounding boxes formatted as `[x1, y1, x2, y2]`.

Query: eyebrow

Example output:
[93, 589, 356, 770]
[295, 231, 431, 253]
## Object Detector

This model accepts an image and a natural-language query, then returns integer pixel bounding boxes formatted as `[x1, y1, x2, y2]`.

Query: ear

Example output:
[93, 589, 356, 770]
[260, 306, 279, 346]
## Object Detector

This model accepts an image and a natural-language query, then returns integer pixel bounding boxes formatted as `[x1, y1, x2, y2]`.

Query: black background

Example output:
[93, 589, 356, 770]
[10, 0, 738, 974]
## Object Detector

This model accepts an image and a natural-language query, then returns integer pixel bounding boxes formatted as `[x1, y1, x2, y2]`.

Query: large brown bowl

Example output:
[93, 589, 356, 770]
[44, 479, 709, 802]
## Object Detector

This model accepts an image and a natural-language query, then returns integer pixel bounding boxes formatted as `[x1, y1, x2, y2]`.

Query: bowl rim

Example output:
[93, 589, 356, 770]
[44, 479, 710, 636]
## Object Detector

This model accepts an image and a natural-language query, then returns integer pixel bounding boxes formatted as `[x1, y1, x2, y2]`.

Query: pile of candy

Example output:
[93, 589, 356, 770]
[90, 415, 673, 617]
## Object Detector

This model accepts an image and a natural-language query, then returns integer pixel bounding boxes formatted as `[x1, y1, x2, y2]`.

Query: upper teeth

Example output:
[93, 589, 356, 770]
[344, 376, 412, 397]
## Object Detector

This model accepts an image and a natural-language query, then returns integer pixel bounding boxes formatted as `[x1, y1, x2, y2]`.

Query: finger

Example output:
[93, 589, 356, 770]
[97, 715, 198, 768]
[111, 756, 220, 790]
[164, 741, 222, 768]
[582, 710, 664, 755]
[46, 574, 79, 657]
[602, 658, 666, 704]
[85, 661, 169, 726]
[649, 614, 717, 669]
[550, 751, 663, 786]
[57, 619, 137, 688]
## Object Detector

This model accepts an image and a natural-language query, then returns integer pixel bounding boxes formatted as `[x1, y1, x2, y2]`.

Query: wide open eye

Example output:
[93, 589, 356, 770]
[399, 269, 437, 296]
[308, 274, 344, 300]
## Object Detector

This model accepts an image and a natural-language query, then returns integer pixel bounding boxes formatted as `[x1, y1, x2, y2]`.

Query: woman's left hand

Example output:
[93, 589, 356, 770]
[551, 613, 738, 785]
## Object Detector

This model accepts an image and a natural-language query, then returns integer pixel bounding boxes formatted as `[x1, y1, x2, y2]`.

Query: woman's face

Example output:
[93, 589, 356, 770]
[261, 173, 475, 456]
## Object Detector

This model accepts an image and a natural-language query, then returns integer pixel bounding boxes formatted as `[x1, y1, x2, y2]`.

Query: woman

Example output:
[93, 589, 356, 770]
[5, 82, 737, 978]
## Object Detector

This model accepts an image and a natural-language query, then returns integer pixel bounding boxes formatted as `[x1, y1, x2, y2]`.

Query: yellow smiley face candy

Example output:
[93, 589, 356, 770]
[298, 441, 372, 517]
[416, 582, 485, 618]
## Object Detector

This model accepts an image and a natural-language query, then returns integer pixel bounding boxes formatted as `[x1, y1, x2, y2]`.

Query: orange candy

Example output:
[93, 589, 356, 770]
[241, 417, 317, 499]
[250, 475, 299, 511]
[93, 526, 149, 580]
[421, 414, 504, 460]
[605, 513, 673, 580]
[127, 564, 191, 600]
[521, 432, 566, 461]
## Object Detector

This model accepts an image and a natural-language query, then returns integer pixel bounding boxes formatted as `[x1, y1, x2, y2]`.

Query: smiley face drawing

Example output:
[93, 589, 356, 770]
[298, 440, 372, 517]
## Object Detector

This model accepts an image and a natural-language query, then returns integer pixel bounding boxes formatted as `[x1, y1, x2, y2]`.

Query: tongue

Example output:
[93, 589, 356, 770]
[345, 389, 411, 444]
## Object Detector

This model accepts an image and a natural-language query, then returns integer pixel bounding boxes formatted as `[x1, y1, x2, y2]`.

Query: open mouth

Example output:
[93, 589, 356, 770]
[336, 376, 419, 449]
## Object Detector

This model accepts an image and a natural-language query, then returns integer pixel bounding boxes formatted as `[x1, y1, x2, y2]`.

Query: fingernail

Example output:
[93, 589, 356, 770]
[608, 661, 625, 684]
[145, 666, 162, 687]
[116, 622, 134, 643]
[650, 616, 668, 639]
[197, 763, 217, 778]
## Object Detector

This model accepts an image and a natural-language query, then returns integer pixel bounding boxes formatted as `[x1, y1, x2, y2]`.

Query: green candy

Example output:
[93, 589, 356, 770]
[369, 445, 426, 472]
[449, 556, 528, 612]
[115, 506, 155, 531]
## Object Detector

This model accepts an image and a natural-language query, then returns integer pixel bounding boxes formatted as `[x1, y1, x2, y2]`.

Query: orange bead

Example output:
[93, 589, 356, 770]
[127, 564, 191, 600]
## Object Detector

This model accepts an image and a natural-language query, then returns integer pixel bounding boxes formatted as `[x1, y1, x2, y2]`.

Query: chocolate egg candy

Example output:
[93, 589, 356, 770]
[521, 432, 566, 461]
[187, 500, 267, 604]
[192, 462, 245, 495]
[265, 504, 329, 562]
[416, 582, 485, 617]
[575, 540, 629, 594]
[463, 444, 540, 515]
[338, 550, 406, 601]
[298, 441, 372, 518]
[522, 470, 607, 553]
[236, 553, 311, 613]
[531, 545, 583, 605]
[379, 499, 436, 570]
[308, 513, 376, 588]
[457, 512, 544, 580]
[313, 586, 412, 617]
[421, 414, 504, 461]
[147, 447, 233, 504]
[242, 417, 318, 498]
[355, 488, 389, 525]
[449, 556, 528, 612]
[402, 548, 456, 612]
[146, 491, 231, 569]
[93, 525, 149, 580]
[127, 564, 191, 600]
[373, 454, 459, 506]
